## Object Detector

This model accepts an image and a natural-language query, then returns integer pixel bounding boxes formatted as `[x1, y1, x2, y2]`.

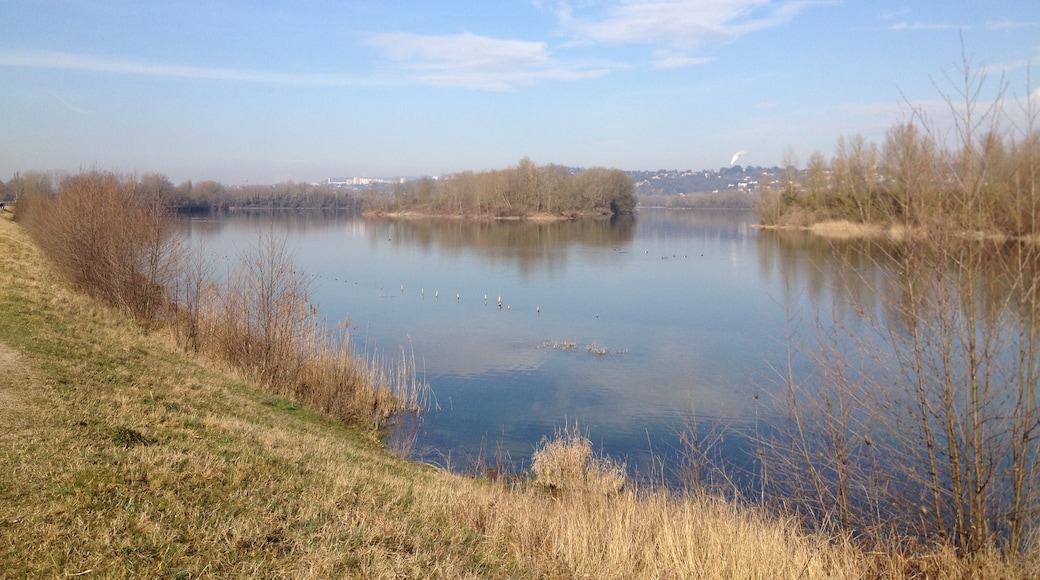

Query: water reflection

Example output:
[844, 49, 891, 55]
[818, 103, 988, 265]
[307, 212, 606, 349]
[755, 228, 1040, 334]
[180, 208, 1040, 532]
[180, 209, 1040, 490]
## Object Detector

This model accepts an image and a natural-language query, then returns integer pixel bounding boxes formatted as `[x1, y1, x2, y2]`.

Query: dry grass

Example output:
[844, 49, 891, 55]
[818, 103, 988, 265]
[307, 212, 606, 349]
[2, 211, 1035, 578]
[186, 231, 428, 432]
[808, 220, 889, 239]
[15, 172, 424, 435]
[531, 423, 627, 496]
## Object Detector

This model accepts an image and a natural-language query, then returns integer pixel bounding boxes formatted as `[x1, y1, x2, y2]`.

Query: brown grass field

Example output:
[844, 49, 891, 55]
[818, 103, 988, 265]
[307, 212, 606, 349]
[1, 211, 1034, 578]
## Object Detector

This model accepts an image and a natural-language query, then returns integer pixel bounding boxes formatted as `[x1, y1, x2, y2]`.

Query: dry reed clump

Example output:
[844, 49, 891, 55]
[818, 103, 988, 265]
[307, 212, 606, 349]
[531, 424, 626, 496]
[445, 444, 1037, 578]
[427, 470, 875, 578]
[540, 339, 579, 350]
[808, 219, 888, 239]
[190, 254, 427, 430]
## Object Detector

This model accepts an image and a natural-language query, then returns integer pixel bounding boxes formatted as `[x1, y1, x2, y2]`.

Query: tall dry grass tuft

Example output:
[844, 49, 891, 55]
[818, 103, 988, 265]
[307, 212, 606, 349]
[531, 423, 627, 496]
[431, 471, 871, 578]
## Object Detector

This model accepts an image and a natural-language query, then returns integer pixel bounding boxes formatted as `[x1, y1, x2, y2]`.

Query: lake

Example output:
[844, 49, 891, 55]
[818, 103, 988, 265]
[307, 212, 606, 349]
[178, 208, 851, 484]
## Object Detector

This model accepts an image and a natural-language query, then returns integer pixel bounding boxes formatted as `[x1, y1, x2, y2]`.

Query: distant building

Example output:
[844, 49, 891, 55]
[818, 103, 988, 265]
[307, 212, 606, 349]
[322, 176, 406, 188]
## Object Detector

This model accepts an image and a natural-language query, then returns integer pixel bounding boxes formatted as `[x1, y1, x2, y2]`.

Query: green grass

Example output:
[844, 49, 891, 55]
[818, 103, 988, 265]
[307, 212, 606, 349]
[0, 213, 529, 577]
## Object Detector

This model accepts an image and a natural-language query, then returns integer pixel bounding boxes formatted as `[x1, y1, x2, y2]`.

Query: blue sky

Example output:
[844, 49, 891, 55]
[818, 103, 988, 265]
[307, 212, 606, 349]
[1, 1, 1038, 184]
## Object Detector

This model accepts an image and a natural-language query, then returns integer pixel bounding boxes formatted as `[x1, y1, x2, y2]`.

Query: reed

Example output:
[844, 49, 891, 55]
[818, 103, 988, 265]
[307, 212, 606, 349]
[187, 234, 428, 429]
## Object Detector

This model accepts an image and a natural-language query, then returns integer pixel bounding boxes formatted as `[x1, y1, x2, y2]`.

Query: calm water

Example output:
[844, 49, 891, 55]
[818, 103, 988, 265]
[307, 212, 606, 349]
[179, 209, 847, 481]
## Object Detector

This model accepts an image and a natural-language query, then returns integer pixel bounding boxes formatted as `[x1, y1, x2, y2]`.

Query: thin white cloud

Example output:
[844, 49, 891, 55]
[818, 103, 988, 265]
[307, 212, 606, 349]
[363, 31, 613, 90]
[651, 51, 713, 69]
[0, 50, 372, 86]
[556, 0, 830, 68]
[979, 57, 1034, 78]
[0, 45, 608, 92]
[986, 20, 1040, 31]
[888, 22, 960, 32]
[368, 32, 551, 71]
[878, 8, 912, 20]
[49, 90, 95, 116]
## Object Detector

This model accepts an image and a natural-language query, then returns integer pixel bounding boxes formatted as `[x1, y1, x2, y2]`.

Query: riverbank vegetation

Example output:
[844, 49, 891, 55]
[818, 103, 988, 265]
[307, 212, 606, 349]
[747, 54, 1040, 558]
[753, 63, 1037, 236]
[4, 208, 1034, 578]
[3, 158, 636, 219]
[365, 157, 637, 219]
[2, 170, 364, 212]
[11, 170, 422, 430]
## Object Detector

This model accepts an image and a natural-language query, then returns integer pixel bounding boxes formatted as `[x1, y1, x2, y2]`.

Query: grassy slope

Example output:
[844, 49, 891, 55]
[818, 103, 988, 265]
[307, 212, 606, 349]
[0, 212, 533, 577]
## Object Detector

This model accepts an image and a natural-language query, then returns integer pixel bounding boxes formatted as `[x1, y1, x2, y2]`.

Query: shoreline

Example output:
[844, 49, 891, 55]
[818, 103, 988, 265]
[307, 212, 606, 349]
[754, 218, 1040, 243]
[363, 208, 613, 222]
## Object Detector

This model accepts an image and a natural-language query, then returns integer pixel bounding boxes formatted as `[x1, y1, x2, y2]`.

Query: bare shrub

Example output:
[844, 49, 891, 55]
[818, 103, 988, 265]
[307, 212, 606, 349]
[676, 410, 744, 498]
[15, 169, 180, 320]
[532, 423, 626, 496]
[763, 52, 1040, 556]
[224, 231, 312, 390]
[180, 231, 428, 432]
[173, 242, 214, 354]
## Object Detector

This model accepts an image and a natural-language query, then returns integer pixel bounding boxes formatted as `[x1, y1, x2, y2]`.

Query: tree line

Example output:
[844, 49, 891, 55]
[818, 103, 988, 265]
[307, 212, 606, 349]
[365, 157, 637, 218]
[2, 171, 363, 212]
[2, 160, 636, 218]
[755, 98, 1038, 237]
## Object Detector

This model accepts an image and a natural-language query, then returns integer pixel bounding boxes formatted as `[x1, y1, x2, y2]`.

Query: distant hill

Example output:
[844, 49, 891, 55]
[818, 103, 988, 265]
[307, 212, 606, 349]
[626, 166, 781, 196]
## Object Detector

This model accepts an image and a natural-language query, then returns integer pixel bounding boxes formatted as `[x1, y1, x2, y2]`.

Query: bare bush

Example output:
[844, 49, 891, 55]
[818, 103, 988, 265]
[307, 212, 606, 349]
[182, 231, 428, 430]
[15, 169, 180, 320]
[173, 243, 214, 354]
[763, 52, 1040, 555]
[12, 169, 426, 433]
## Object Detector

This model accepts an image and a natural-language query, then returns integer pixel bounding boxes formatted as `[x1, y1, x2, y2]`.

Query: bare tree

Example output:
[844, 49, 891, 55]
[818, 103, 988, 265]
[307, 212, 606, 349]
[763, 52, 1040, 556]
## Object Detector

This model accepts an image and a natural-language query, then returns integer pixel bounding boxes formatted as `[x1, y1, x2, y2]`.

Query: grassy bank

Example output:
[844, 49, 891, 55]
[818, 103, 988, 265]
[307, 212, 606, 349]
[1, 211, 1032, 578]
[0, 211, 522, 576]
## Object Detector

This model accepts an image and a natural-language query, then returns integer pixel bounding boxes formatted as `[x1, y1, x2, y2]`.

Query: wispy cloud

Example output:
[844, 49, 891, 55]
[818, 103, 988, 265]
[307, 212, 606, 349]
[49, 90, 95, 116]
[980, 56, 1037, 78]
[651, 52, 713, 69]
[878, 8, 912, 20]
[556, 0, 830, 68]
[986, 19, 1040, 31]
[0, 50, 372, 86]
[363, 31, 613, 90]
[1, 41, 613, 92]
[887, 22, 960, 32]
